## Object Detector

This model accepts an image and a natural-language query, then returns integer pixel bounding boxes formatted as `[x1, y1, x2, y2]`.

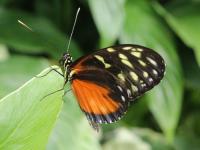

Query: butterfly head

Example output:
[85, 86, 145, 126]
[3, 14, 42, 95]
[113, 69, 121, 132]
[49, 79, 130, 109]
[59, 52, 73, 69]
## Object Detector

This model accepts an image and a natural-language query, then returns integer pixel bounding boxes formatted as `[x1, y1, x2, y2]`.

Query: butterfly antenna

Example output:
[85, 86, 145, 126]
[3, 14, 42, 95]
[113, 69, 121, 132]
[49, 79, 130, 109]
[18, 20, 33, 32]
[66, 7, 80, 53]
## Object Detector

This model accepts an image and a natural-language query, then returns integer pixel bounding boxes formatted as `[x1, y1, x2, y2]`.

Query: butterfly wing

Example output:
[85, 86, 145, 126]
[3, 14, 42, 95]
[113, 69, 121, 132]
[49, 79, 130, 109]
[69, 44, 165, 126]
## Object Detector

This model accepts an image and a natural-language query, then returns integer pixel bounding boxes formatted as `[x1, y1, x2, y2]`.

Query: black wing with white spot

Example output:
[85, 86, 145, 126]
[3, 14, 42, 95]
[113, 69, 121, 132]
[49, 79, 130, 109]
[69, 44, 165, 126]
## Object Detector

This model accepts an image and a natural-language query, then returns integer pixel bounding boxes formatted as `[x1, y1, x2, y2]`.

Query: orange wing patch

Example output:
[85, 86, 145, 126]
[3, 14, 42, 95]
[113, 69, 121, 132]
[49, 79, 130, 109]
[71, 79, 121, 115]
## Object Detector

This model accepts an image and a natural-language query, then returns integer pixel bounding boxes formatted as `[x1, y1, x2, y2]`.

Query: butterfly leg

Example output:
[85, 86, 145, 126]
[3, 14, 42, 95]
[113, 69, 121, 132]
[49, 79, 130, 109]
[36, 67, 64, 78]
[62, 88, 72, 103]
[40, 88, 64, 101]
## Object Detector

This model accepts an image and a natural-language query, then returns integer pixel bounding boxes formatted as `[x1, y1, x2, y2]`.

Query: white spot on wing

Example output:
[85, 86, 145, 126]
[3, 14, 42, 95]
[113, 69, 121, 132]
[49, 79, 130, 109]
[94, 55, 111, 68]
[152, 69, 158, 75]
[131, 85, 138, 92]
[107, 48, 115, 52]
[121, 95, 125, 102]
[122, 46, 132, 50]
[146, 57, 157, 66]
[140, 80, 144, 83]
[138, 60, 146, 66]
[131, 48, 137, 51]
[118, 73, 125, 81]
[127, 89, 131, 97]
[117, 85, 123, 92]
[131, 51, 141, 58]
[94, 55, 104, 62]
[121, 59, 133, 68]
[137, 48, 143, 52]
[141, 83, 146, 88]
[149, 78, 153, 82]
[105, 63, 111, 68]
[119, 53, 128, 60]
[143, 71, 149, 78]
[130, 71, 138, 81]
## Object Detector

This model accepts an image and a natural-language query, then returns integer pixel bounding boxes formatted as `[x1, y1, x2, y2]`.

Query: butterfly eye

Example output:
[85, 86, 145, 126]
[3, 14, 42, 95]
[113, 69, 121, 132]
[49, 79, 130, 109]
[59, 53, 73, 67]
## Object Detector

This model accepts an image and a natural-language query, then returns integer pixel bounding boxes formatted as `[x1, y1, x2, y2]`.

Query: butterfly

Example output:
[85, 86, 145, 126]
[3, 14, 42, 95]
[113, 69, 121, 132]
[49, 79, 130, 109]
[59, 44, 166, 131]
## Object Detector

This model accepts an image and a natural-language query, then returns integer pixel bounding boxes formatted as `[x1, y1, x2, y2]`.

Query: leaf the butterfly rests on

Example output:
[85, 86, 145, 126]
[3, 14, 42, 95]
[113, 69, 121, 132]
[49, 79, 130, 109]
[59, 44, 165, 131]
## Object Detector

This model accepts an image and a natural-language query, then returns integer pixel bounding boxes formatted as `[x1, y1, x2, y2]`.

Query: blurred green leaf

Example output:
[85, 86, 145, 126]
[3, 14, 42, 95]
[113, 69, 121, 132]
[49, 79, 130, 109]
[133, 128, 172, 150]
[122, 97, 149, 126]
[88, 0, 125, 47]
[154, 2, 200, 66]
[174, 111, 200, 150]
[0, 55, 49, 98]
[174, 135, 200, 150]
[189, 90, 200, 105]
[102, 128, 171, 150]
[0, 0, 12, 5]
[0, 8, 80, 59]
[180, 45, 200, 90]
[103, 128, 151, 150]
[0, 44, 9, 62]
[47, 92, 101, 150]
[119, 0, 183, 142]
[178, 111, 200, 137]
[35, 0, 72, 32]
[0, 67, 64, 149]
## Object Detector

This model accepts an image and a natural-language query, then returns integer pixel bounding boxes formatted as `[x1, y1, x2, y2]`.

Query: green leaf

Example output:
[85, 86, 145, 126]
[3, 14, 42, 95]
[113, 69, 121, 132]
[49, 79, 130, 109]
[35, 0, 72, 32]
[179, 44, 200, 90]
[0, 44, 9, 62]
[0, 55, 49, 98]
[119, 1, 183, 142]
[122, 97, 149, 126]
[0, 67, 64, 149]
[0, 0, 11, 5]
[88, 0, 125, 47]
[102, 128, 171, 150]
[47, 92, 101, 150]
[0, 8, 80, 59]
[103, 128, 151, 150]
[174, 111, 200, 150]
[154, 2, 200, 66]
[174, 135, 200, 150]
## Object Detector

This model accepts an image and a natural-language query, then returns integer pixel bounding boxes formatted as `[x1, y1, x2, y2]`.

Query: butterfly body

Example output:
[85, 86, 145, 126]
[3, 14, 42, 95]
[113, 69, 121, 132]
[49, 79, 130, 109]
[59, 44, 165, 130]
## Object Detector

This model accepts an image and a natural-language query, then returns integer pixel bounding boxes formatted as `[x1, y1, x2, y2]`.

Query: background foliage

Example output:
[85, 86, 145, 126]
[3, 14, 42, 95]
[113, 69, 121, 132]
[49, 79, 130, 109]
[0, 0, 200, 149]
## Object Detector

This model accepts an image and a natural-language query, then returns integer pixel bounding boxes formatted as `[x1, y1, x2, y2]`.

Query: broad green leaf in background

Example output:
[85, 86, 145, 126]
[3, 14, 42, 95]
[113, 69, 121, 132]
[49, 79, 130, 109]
[122, 97, 149, 126]
[47, 92, 101, 150]
[119, 0, 183, 142]
[35, 0, 72, 32]
[0, 67, 64, 149]
[0, 44, 9, 62]
[178, 43, 200, 90]
[102, 128, 171, 150]
[88, 0, 125, 47]
[174, 135, 200, 150]
[0, 54, 49, 98]
[0, 8, 80, 59]
[174, 111, 200, 150]
[0, 0, 11, 5]
[154, 2, 200, 66]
